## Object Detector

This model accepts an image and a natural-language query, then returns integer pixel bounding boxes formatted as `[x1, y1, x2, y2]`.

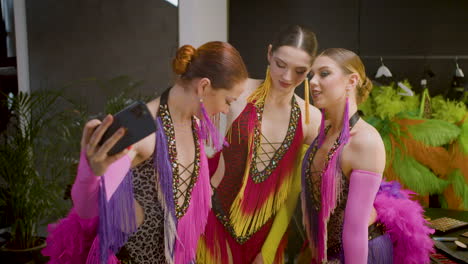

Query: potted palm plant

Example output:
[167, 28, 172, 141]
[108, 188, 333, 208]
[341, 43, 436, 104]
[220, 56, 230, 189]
[0, 75, 149, 263]
[0, 90, 70, 263]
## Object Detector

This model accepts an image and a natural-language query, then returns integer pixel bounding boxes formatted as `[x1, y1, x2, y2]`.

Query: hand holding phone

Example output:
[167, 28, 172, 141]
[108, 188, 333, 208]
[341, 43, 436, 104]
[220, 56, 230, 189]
[98, 101, 156, 156]
[81, 101, 156, 176]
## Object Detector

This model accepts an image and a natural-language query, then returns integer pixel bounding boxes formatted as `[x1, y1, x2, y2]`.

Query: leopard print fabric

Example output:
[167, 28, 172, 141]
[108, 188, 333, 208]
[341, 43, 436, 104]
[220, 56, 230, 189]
[309, 170, 349, 257]
[118, 155, 167, 264]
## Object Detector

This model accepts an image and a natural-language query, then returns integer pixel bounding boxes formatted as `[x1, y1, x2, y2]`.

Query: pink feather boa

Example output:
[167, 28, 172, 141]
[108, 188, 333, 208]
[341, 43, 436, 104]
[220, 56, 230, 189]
[374, 181, 435, 264]
[41, 209, 118, 264]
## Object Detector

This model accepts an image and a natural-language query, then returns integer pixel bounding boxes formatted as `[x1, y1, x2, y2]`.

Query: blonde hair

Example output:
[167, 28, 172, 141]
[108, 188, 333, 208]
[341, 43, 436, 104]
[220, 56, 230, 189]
[318, 48, 372, 104]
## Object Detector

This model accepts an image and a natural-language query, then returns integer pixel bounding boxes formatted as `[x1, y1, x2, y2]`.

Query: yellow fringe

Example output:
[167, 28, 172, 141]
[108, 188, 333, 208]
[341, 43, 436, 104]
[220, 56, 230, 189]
[247, 67, 272, 106]
[226, 126, 232, 145]
[228, 139, 298, 237]
[229, 170, 294, 237]
[196, 236, 219, 264]
[304, 78, 310, 124]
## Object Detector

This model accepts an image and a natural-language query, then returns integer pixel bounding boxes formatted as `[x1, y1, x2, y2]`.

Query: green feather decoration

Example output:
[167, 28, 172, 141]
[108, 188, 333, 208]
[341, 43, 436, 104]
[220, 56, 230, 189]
[406, 119, 460, 146]
[358, 95, 374, 117]
[381, 133, 392, 165]
[448, 169, 468, 209]
[431, 95, 467, 123]
[459, 118, 468, 154]
[362, 81, 421, 120]
[373, 86, 408, 120]
[392, 148, 449, 195]
[399, 80, 420, 111]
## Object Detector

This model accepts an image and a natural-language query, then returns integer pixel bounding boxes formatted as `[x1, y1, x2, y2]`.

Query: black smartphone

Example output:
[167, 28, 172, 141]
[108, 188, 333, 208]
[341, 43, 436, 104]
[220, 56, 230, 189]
[98, 101, 156, 156]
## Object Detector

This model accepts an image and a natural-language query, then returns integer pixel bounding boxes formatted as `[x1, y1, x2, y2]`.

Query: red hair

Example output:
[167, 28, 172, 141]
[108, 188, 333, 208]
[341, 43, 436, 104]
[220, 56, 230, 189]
[172, 41, 248, 90]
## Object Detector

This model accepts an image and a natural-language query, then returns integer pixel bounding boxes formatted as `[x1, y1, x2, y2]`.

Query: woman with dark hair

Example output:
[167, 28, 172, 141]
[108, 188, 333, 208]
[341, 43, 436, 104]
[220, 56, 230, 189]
[42, 41, 248, 264]
[197, 25, 322, 264]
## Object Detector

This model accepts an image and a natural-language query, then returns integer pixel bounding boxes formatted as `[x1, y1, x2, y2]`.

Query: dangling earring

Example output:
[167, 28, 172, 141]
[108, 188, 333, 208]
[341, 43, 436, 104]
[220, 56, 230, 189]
[199, 98, 223, 151]
[317, 108, 326, 146]
[210, 113, 220, 133]
[339, 90, 350, 145]
[304, 77, 310, 124]
[247, 66, 272, 106]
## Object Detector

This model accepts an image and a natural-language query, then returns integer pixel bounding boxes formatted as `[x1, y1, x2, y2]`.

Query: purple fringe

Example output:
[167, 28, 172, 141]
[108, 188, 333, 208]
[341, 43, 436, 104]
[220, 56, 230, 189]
[332, 233, 394, 264]
[199, 101, 223, 152]
[338, 98, 350, 145]
[378, 181, 406, 199]
[98, 170, 137, 264]
[154, 117, 176, 218]
[301, 139, 320, 253]
[86, 236, 119, 264]
[303, 99, 352, 261]
[154, 117, 177, 262]
[366, 233, 394, 264]
[319, 98, 350, 260]
[317, 109, 326, 146]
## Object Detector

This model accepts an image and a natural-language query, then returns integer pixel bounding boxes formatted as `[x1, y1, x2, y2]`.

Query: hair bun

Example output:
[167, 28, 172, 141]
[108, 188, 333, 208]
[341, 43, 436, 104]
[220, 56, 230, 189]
[363, 77, 372, 91]
[358, 76, 373, 104]
[173, 45, 196, 75]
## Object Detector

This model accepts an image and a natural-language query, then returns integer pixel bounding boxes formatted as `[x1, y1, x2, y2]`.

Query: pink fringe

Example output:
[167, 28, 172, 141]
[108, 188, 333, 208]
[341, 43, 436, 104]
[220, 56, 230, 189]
[200, 101, 223, 152]
[86, 236, 119, 264]
[316, 98, 350, 260]
[374, 181, 435, 264]
[317, 109, 326, 146]
[174, 141, 212, 264]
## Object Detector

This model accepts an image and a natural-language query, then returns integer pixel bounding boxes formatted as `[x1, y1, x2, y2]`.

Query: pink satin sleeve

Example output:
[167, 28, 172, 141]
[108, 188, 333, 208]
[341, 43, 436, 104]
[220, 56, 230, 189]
[342, 169, 382, 264]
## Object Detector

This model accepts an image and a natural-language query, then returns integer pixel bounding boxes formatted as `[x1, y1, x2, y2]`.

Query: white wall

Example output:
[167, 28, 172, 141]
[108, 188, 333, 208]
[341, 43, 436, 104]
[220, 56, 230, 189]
[179, 0, 228, 156]
[179, 0, 228, 47]
[13, 0, 29, 93]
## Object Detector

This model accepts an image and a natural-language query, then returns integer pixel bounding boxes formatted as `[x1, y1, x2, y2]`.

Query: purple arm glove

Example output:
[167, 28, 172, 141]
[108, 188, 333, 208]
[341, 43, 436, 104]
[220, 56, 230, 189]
[71, 150, 131, 219]
[342, 169, 382, 264]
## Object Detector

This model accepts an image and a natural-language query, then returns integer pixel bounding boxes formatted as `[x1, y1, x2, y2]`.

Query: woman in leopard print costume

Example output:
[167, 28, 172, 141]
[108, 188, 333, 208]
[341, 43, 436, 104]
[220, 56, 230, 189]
[42, 41, 248, 264]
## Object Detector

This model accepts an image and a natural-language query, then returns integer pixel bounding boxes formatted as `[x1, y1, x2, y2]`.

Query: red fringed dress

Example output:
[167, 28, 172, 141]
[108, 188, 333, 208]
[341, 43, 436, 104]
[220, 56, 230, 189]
[197, 98, 303, 264]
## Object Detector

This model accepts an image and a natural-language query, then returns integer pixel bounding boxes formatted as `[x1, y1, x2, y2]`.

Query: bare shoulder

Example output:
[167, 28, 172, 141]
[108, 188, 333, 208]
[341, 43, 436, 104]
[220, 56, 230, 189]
[238, 78, 262, 103]
[132, 97, 160, 166]
[294, 94, 321, 144]
[146, 97, 161, 119]
[227, 78, 262, 127]
[347, 121, 385, 173]
[348, 121, 385, 156]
